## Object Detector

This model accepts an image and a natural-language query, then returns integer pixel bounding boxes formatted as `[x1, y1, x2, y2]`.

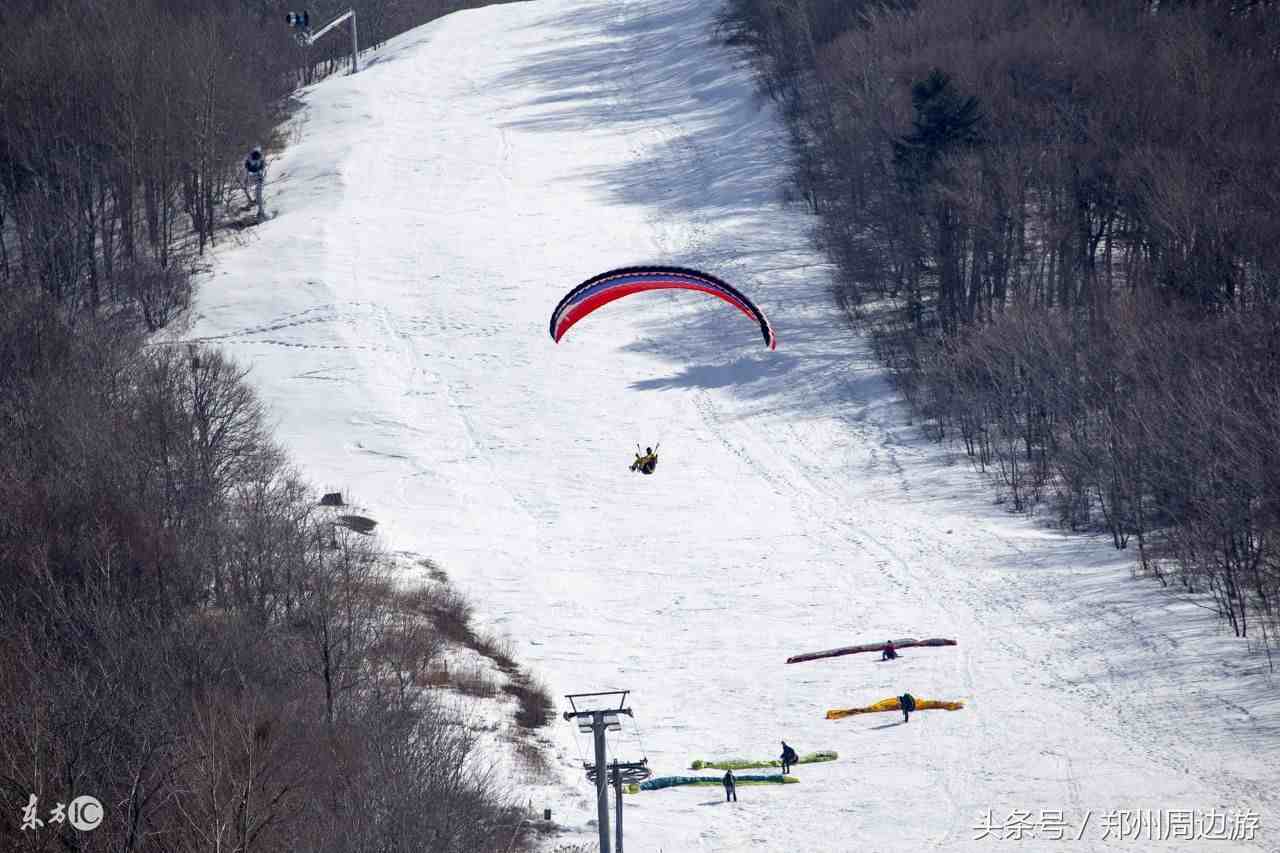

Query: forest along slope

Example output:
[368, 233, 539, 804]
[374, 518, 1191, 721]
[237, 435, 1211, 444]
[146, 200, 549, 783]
[185, 1, 1280, 850]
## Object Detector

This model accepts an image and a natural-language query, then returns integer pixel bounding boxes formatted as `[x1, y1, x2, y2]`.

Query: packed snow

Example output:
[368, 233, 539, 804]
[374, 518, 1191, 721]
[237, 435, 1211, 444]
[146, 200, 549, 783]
[179, 1, 1280, 849]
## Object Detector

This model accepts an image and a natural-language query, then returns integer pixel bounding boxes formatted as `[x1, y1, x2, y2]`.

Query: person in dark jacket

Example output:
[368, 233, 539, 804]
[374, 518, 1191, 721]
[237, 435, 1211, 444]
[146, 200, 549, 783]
[779, 741, 798, 774]
[722, 769, 737, 802]
[244, 147, 264, 179]
[900, 692, 916, 723]
[881, 640, 898, 661]
[243, 146, 266, 216]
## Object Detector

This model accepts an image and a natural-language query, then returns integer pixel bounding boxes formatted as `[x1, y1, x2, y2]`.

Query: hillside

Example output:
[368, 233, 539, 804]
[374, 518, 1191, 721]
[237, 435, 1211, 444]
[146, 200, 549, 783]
[181, 1, 1280, 850]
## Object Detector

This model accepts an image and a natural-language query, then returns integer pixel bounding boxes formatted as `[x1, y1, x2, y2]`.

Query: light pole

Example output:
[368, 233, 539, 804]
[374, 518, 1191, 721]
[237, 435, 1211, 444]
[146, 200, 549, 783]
[297, 9, 359, 74]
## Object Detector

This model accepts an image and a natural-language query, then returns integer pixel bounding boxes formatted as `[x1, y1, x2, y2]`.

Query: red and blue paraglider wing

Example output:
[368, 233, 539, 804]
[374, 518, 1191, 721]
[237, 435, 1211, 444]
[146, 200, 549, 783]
[549, 266, 777, 350]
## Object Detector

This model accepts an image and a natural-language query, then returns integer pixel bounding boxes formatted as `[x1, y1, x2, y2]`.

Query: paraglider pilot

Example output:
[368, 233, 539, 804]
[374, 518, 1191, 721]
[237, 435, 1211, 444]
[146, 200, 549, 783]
[779, 741, 798, 774]
[722, 769, 737, 802]
[881, 640, 898, 661]
[630, 445, 658, 475]
[899, 692, 916, 723]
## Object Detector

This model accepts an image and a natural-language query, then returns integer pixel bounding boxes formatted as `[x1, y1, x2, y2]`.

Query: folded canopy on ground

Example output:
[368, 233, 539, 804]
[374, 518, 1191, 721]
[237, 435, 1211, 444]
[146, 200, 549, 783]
[787, 637, 958, 664]
[689, 751, 837, 771]
[549, 266, 777, 350]
[636, 774, 796, 791]
[826, 697, 965, 719]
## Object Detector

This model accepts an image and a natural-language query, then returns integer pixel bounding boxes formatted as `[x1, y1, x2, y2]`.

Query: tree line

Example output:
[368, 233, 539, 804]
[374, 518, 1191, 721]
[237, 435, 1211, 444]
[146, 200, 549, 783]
[718, 0, 1280, 652]
[1, 1, 549, 849]
[0, 0, 512, 329]
[0, 300, 552, 851]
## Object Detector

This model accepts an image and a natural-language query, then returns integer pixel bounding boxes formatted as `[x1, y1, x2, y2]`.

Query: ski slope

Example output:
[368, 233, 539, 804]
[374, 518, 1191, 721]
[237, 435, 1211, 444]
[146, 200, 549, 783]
[183, 1, 1280, 850]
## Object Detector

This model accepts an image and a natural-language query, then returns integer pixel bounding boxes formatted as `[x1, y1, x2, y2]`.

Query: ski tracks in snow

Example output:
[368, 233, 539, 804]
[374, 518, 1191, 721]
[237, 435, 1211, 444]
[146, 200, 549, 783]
[599, 1, 1275, 848]
[603, 1, 985, 844]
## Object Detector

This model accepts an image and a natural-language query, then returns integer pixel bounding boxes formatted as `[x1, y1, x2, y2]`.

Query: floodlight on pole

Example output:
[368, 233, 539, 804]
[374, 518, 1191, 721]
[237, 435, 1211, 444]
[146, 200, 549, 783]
[299, 8, 359, 73]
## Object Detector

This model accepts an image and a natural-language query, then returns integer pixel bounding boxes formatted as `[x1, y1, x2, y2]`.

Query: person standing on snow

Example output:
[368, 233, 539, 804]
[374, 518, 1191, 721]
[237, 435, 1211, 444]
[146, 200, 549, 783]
[244, 146, 264, 178]
[722, 769, 737, 802]
[899, 692, 916, 722]
[779, 741, 798, 774]
[244, 146, 266, 219]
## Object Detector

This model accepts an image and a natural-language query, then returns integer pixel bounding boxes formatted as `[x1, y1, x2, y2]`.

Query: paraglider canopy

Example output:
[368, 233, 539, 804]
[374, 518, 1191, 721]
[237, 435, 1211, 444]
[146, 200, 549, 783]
[549, 266, 777, 350]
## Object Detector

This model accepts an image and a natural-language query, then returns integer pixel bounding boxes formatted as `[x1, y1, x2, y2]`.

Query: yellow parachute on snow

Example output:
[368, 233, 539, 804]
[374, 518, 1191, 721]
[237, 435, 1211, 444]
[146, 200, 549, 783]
[826, 697, 965, 719]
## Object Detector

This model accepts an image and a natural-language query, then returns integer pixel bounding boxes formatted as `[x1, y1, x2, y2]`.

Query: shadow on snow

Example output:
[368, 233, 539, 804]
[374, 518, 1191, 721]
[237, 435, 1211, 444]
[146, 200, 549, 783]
[489, 0, 857, 422]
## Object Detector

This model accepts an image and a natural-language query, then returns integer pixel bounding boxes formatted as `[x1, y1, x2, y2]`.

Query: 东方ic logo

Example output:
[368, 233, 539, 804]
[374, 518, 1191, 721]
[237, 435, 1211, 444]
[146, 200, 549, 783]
[69, 796, 103, 831]
[20, 793, 103, 832]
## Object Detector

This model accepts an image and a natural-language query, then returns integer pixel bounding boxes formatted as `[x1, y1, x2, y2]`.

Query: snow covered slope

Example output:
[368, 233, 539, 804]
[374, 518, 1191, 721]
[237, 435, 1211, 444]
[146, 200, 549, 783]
[183, 1, 1280, 850]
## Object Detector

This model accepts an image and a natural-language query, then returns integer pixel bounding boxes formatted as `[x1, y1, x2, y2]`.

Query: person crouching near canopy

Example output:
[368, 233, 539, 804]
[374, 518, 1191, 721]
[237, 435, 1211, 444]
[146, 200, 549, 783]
[882, 640, 898, 661]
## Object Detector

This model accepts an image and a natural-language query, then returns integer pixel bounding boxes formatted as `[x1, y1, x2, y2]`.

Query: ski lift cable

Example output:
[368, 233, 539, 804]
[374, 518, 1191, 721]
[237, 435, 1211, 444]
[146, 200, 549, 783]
[629, 708, 651, 764]
[567, 713, 589, 771]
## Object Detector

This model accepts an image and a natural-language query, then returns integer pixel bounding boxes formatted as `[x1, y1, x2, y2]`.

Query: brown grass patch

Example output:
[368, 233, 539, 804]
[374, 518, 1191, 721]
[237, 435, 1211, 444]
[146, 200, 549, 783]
[511, 736, 552, 778]
[451, 661, 500, 698]
[474, 632, 518, 673]
[419, 663, 451, 688]
[418, 558, 449, 582]
[504, 673, 554, 729]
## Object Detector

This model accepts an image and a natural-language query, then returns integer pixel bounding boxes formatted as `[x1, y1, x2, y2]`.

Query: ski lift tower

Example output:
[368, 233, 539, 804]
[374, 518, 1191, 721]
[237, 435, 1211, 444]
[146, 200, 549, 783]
[563, 691, 650, 853]
[301, 8, 359, 73]
[586, 758, 650, 853]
